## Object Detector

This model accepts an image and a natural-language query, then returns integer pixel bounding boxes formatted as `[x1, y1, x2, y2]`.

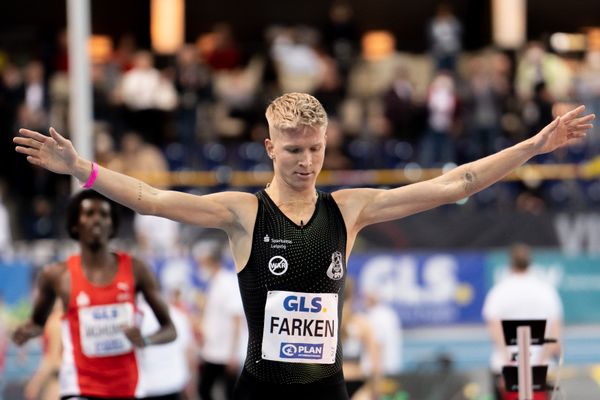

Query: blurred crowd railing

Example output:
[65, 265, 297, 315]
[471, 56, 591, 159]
[125, 161, 600, 188]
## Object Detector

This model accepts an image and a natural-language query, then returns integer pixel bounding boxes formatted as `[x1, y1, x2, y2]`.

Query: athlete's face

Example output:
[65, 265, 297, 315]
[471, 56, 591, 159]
[77, 199, 113, 250]
[266, 125, 326, 191]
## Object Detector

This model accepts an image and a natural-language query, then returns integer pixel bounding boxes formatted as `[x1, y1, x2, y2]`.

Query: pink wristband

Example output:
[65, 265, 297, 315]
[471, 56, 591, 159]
[82, 161, 99, 189]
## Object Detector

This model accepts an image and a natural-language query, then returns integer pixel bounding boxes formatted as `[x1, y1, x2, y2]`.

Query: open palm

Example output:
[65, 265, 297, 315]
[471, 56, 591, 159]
[533, 105, 595, 154]
[13, 127, 79, 174]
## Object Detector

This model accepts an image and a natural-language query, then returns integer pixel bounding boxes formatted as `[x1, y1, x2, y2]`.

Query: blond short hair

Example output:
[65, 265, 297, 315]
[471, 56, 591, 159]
[265, 93, 328, 134]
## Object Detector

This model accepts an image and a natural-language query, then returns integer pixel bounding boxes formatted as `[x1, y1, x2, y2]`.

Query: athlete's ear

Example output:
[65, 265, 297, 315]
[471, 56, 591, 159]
[265, 138, 274, 159]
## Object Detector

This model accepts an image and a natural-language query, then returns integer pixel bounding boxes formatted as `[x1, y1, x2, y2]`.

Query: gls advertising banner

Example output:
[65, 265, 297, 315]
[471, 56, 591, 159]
[347, 252, 487, 327]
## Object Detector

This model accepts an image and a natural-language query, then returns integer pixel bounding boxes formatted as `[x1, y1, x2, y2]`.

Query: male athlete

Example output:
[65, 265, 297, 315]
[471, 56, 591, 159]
[13, 190, 177, 399]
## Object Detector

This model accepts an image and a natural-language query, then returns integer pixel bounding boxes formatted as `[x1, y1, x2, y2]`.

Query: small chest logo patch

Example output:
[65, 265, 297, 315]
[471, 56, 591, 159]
[326, 251, 344, 280]
[269, 255, 289, 276]
[76, 291, 90, 307]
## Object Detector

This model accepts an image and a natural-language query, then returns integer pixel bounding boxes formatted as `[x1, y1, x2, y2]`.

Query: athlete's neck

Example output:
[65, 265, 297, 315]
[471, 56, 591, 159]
[80, 246, 114, 269]
[265, 180, 317, 206]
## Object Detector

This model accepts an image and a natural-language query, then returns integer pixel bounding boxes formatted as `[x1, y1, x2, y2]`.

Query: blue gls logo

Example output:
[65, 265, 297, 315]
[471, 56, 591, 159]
[92, 308, 118, 319]
[280, 342, 323, 359]
[283, 295, 322, 313]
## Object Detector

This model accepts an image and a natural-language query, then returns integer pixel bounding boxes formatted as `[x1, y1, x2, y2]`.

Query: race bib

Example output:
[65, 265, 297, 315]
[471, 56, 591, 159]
[78, 303, 134, 357]
[262, 291, 338, 364]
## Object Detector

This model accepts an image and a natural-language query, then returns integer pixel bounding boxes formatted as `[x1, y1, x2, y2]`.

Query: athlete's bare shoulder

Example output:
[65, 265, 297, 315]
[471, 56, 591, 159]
[41, 261, 69, 284]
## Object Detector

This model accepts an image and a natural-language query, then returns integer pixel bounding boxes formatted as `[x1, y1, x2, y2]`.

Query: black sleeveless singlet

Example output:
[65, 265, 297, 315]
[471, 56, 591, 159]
[235, 189, 348, 398]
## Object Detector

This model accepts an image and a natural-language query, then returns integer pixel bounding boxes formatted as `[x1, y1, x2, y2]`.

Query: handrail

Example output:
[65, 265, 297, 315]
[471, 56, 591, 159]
[121, 161, 600, 188]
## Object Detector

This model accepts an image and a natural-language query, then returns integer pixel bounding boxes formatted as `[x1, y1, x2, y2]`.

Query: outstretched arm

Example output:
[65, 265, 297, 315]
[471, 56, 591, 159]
[337, 105, 594, 230]
[13, 128, 253, 230]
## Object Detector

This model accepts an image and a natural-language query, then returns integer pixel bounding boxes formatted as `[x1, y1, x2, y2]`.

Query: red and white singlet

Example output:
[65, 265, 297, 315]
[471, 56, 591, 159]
[60, 252, 140, 398]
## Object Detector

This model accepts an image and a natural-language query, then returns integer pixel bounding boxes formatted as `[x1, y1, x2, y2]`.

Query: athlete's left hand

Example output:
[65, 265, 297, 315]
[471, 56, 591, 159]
[122, 325, 145, 347]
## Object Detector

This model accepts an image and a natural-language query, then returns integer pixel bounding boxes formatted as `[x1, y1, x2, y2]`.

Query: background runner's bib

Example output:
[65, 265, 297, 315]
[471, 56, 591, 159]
[78, 303, 134, 357]
[262, 291, 338, 364]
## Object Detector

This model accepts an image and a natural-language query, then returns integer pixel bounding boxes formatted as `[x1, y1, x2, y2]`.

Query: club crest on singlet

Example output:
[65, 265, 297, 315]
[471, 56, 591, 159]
[326, 251, 344, 280]
[268, 255, 288, 275]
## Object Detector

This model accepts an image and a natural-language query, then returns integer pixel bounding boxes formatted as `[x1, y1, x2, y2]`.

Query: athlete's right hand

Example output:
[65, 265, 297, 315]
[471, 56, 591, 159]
[12, 322, 43, 346]
[14, 127, 79, 175]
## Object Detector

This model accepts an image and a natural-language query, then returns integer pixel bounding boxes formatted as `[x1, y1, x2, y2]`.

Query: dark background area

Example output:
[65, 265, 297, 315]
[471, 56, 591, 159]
[0, 0, 598, 60]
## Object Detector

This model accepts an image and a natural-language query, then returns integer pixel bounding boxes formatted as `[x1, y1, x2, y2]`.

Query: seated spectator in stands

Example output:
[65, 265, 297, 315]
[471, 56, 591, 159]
[200, 23, 242, 72]
[323, 119, 353, 170]
[114, 131, 170, 178]
[115, 51, 177, 146]
[427, 2, 462, 72]
[420, 71, 461, 166]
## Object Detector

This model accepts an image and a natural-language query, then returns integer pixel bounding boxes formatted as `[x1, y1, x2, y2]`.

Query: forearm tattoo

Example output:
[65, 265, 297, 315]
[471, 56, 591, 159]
[137, 180, 142, 201]
[462, 170, 478, 193]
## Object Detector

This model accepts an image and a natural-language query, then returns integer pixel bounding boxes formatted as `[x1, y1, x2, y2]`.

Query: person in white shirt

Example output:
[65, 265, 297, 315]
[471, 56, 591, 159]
[137, 294, 196, 400]
[195, 242, 245, 400]
[482, 243, 563, 400]
[363, 290, 403, 376]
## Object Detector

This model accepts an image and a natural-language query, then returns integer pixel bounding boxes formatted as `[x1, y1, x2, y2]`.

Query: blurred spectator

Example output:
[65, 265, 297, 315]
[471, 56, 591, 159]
[116, 51, 177, 146]
[174, 44, 213, 161]
[113, 131, 170, 177]
[464, 54, 508, 159]
[382, 65, 421, 144]
[323, 1, 360, 81]
[212, 56, 264, 143]
[420, 71, 461, 165]
[313, 45, 344, 116]
[137, 294, 197, 400]
[482, 243, 563, 400]
[515, 41, 572, 102]
[323, 119, 353, 170]
[94, 122, 121, 169]
[24, 196, 57, 240]
[18, 60, 49, 130]
[194, 241, 244, 400]
[48, 67, 69, 133]
[269, 26, 322, 93]
[112, 33, 138, 72]
[427, 2, 462, 72]
[522, 81, 554, 140]
[201, 23, 242, 72]
[91, 61, 118, 126]
[573, 49, 600, 154]
[363, 289, 403, 376]
[341, 279, 381, 400]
